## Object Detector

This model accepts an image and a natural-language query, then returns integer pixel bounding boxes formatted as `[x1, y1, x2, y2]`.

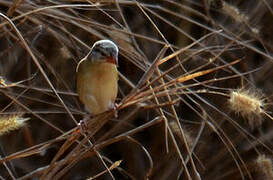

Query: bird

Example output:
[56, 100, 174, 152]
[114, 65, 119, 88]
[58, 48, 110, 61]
[76, 40, 119, 116]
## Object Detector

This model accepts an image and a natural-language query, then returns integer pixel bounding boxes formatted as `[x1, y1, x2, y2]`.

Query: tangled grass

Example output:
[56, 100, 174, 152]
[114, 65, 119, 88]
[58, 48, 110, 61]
[0, 0, 272, 179]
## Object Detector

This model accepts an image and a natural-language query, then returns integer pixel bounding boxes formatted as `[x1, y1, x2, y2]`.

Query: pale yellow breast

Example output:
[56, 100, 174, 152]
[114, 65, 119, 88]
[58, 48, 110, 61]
[77, 61, 118, 115]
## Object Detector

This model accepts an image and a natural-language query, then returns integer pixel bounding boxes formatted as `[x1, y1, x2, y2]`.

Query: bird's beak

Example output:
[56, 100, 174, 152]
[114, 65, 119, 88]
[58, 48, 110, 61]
[107, 56, 118, 66]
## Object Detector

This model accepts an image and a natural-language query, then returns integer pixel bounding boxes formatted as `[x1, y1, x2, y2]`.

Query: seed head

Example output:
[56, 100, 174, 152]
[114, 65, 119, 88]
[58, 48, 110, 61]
[169, 121, 193, 148]
[256, 155, 273, 179]
[229, 89, 264, 129]
[0, 115, 29, 136]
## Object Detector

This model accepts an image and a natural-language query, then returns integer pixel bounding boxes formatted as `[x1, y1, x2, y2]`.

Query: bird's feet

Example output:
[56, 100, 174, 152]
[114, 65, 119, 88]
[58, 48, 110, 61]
[110, 102, 118, 118]
[78, 120, 88, 134]
[76, 115, 91, 135]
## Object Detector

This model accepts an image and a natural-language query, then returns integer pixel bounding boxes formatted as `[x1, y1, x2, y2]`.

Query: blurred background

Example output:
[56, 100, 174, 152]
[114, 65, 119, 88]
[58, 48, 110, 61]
[0, 0, 272, 179]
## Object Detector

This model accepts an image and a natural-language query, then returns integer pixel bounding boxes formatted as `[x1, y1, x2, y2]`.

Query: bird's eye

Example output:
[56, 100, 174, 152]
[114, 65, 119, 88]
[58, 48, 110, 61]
[92, 48, 100, 53]
[99, 50, 108, 57]
[93, 47, 108, 56]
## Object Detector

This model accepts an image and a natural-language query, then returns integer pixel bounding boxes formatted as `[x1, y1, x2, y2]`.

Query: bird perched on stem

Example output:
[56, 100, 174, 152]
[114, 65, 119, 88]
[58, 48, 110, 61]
[76, 40, 119, 116]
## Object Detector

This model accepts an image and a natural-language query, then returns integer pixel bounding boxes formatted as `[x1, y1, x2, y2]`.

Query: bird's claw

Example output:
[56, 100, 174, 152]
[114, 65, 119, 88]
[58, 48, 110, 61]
[78, 120, 88, 134]
[76, 115, 91, 135]
[110, 103, 118, 118]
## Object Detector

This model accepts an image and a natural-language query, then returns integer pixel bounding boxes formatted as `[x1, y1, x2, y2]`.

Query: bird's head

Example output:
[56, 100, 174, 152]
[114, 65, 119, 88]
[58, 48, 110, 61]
[87, 40, 119, 66]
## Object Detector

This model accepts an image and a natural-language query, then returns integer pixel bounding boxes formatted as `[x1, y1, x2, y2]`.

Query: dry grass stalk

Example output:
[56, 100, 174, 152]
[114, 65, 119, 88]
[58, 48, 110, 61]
[87, 160, 122, 180]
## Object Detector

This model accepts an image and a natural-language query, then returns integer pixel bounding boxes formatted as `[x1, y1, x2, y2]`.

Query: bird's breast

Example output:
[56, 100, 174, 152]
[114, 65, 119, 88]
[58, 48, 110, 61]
[77, 62, 118, 115]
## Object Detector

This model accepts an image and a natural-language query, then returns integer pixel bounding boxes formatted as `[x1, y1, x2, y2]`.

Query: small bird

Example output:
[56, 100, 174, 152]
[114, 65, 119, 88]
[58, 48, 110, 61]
[76, 40, 119, 116]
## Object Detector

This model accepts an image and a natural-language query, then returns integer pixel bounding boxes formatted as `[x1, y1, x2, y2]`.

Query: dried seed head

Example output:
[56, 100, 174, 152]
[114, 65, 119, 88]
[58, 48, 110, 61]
[222, 2, 249, 23]
[208, 0, 223, 9]
[221, 2, 259, 35]
[0, 115, 29, 136]
[255, 155, 273, 179]
[169, 121, 193, 148]
[229, 89, 264, 129]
